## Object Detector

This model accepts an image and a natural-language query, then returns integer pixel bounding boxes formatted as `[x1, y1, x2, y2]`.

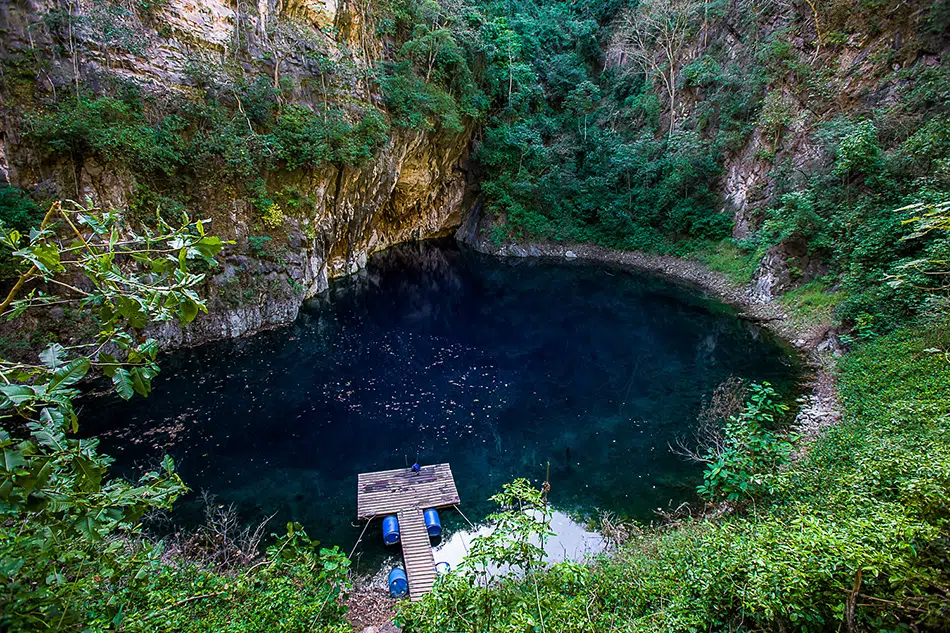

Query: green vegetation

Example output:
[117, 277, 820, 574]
[781, 277, 846, 326]
[24, 89, 389, 189]
[450, 0, 762, 249]
[700, 239, 765, 285]
[0, 185, 44, 281]
[0, 204, 349, 632]
[1, 0, 949, 630]
[387, 3, 950, 631]
[696, 382, 793, 502]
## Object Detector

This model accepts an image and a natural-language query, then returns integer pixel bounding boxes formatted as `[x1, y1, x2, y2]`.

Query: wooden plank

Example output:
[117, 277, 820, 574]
[397, 507, 437, 602]
[357, 463, 460, 519]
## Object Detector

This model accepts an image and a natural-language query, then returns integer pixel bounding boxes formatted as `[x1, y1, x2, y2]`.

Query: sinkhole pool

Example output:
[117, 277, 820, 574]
[82, 239, 800, 570]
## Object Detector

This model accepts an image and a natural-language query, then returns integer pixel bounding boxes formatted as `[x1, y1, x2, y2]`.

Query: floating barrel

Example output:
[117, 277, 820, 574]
[382, 515, 400, 545]
[424, 508, 442, 537]
[435, 561, 451, 575]
[388, 568, 408, 598]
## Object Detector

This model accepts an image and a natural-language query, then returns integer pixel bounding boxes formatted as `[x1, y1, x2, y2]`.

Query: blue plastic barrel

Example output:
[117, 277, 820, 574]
[423, 508, 442, 537]
[382, 515, 400, 545]
[388, 568, 408, 598]
[435, 561, 451, 575]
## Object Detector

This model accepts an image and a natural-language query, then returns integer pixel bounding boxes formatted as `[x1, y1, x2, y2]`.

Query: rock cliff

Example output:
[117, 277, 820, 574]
[0, 0, 474, 347]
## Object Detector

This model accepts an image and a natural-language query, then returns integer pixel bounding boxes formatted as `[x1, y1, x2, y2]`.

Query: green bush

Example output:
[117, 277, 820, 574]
[26, 95, 187, 176]
[698, 382, 794, 501]
[22, 89, 390, 206]
[0, 184, 42, 230]
[380, 61, 467, 133]
[273, 105, 390, 169]
[118, 529, 351, 632]
[0, 184, 43, 281]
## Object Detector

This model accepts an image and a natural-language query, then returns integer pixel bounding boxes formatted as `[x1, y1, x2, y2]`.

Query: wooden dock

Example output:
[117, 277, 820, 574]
[357, 463, 460, 601]
[397, 507, 437, 599]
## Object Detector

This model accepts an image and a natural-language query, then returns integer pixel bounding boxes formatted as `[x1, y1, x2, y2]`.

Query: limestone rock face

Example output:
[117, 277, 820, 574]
[0, 0, 474, 348]
[284, 0, 337, 28]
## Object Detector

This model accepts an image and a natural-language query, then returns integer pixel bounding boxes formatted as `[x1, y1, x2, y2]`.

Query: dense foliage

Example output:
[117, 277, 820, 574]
[404, 0, 950, 331]
[1, 0, 949, 630]
[0, 204, 350, 631]
[696, 382, 793, 502]
[21, 88, 389, 230]
[370, 0, 746, 249]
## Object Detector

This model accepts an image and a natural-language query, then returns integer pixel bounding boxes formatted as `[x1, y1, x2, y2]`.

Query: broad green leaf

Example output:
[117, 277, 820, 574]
[15, 242, 64, 274]
[0, 557, 24, 578]
[179, 296, 199, 324]
[130, 367, 152, 398]
[1, 449, 26, 472]
[32, 460, 53, 493]
[74, 515, 103, 541]
[98, 353, 118, 378]
[5, 229, 21, 249]
[116, 296, 147, 330]
[48, 359, 90, 392]
[191, 235, 224, 261]
[0, 385, 35, 407]
[73, 455, 103, 493]
[34, 428, 66, 451]
[112, 368, 134, 400]
[39, 343, 66, 370]
[38, 407, 65, 429]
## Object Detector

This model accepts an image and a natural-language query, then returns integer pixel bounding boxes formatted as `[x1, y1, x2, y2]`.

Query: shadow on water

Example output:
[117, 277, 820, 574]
[80, 239, 800, 569]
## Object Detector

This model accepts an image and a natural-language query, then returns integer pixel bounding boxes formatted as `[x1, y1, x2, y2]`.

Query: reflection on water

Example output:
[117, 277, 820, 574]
[433, 509, 604, 569]
[362, 508, 603, 583]
[81, 239, 798, 570]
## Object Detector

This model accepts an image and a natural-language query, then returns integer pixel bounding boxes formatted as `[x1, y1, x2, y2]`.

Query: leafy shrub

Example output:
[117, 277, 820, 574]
[26, 95, 187, 176]
[0, 204, 352, 631]
[698, 382, 794, 501]
[273, 105, 390, 169]
[380, 61, 467, 134]
[0, 184, 42, 230]
[832, 119, 883, 180]
[260, 202, 285, 229]
[0, 203, 223, 630]
[118, 527, 351, 632]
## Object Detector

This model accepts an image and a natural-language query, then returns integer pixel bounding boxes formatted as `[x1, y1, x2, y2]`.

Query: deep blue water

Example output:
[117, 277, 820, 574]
[82, 240, 799, 565]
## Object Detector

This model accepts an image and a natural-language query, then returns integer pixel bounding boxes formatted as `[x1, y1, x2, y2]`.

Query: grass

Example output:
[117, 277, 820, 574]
[699, 239, 764, 285]
[780, 276, 846, 327]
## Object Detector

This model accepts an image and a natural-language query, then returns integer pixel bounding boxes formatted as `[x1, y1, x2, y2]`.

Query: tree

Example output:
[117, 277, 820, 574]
[888, 198, 950, 303]
[0, 201, 225, 630]
[619, 0, 700, 136]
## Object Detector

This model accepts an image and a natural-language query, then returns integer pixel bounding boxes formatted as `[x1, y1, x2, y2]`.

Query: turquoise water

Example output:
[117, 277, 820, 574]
[82, 240, 799, 565]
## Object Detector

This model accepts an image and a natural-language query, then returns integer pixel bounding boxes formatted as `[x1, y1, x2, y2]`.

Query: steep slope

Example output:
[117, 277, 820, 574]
[0, 0, 474, 346]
